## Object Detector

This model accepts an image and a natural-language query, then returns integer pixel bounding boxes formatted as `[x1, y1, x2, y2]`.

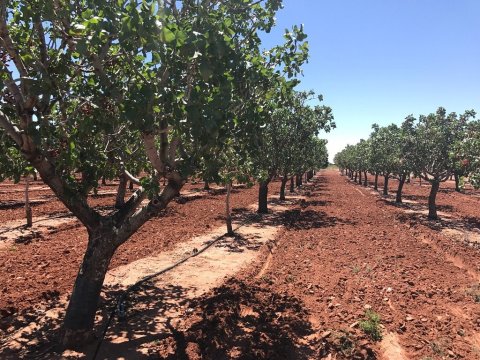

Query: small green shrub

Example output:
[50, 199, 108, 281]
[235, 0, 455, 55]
[359, 309, 382, 341]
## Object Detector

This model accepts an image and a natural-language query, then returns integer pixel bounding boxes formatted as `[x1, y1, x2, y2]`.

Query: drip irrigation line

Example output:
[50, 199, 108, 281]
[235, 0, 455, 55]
[91, 221, 248, 360]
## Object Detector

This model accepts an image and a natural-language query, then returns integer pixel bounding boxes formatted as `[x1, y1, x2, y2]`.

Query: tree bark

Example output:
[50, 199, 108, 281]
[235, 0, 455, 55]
[25, 176, 32, 227]
[454, 173, 461, 192]
[289, 176, 295, 193]
[225, 181, 233, 235]
[395, 174, 406, 203]
[203, 180, 210, 191]
[358, 170, 362, 184]
[354, 172, 357, 183]
[115, 174, 127, 209]
[296, 174, 302, 187]
[280, 175, 288, 201]
[363, 171, 367, 186]
[428, 180, 440, 220]
[374, 173, 378, 190]
[62, 226, 117, 347]
[101, 176, 107, 186]
[258, 180, 269, 214]
[129, 180, 134, 191]
[383, 175, 389, 196]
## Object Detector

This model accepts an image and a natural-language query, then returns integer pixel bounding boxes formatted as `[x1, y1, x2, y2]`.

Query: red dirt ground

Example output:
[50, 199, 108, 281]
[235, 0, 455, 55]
[0, 181, 260, 316]
[2, 170, 480, 359]
[169, 170, 480, 359]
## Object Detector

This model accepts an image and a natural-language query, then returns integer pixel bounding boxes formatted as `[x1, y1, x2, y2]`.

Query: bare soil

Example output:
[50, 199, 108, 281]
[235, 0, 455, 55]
[1, 171, 480, 359]
[0, 181, 259, 315]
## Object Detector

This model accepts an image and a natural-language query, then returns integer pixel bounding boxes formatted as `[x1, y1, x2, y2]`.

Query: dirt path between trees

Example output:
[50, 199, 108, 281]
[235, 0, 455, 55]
[0, 195, 304, 359]
[1, 170, 480, 359]
[170, 170, 480, 359]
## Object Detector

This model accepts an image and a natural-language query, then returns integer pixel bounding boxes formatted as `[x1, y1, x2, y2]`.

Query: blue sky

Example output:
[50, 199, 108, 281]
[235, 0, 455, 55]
[261, 0, 480, 161]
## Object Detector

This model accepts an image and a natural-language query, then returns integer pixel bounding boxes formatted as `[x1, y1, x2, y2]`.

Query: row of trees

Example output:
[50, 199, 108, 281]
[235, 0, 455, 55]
[334, 107, 477, 220]
[0, 0, 332, 347]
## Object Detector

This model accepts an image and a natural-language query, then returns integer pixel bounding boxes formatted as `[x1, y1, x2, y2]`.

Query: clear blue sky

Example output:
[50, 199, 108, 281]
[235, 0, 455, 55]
[261, 0, 480, 162]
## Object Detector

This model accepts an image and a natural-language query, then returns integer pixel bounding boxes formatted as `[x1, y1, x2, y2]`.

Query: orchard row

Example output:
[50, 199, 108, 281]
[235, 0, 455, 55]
[0, 0, 332, 347]
[334, 107, 478, 219]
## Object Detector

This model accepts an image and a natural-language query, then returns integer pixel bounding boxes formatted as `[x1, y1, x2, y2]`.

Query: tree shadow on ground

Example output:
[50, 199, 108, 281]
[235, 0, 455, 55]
[230, 205, 355, 230]
[400, 194, 429, 202]
[396, 212, 480, 250]
[379, 198, 455, 214]
[0, 200, 49, 210]
[0, 281, 196, 359]
[170, 279, 320, 360]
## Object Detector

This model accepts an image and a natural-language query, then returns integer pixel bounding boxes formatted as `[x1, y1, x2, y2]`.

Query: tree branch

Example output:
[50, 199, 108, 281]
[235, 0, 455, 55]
[0, 110, 22, 145]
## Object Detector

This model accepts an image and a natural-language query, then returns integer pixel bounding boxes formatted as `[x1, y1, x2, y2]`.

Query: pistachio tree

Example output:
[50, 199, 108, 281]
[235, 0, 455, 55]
[412, 107, 475, 219]
[0, 130, 35, 225]
[368, 124, 402, 195]
[0, 0, 306, 346]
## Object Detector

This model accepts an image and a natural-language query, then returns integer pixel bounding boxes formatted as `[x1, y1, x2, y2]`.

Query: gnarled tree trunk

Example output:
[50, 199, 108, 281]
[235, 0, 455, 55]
[428, 180, 440, 220]
[374, 173, 378, 190]
[115, 174, 127, 209]
[296, 174, 302, 187]
[363, 171, 367, 186]
[383, 174, 389, 196]
[395, 174, 406, 203]
[258, 180, 270, 214]
[358, 170, 362, 185]
[62, 225, 118, 347]
[454, 173, 461, 192]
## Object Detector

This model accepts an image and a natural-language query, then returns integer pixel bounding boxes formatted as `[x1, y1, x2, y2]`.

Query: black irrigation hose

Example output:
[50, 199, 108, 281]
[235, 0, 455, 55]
[91, 221, 249, 360]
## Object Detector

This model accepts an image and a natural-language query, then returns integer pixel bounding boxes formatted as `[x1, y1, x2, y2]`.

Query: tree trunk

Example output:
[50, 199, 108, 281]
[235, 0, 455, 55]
[354, 172, 357, 183]
[258, 180, 269, 214]
[374, 173, 378, 190]
[308, 170, 314, 180]
[395, 174, 406, 203]
[383, 175, 389, 196]
[129, 180, 134, 191]
[358, 170, 362, 184]
[454, 173, 461, 192]
[25, 176, 32, 228]
[225, 181, 233, 235]
[62, 227, 117, 347]
[101, 176, 107, 186]
[280, 175, 288, 201]
[33, 171, 38, 181]
[428, 180, 440, 220]
[296, 174, 302, 187]
[289, 176, 295, 193]
[115, 174, 127, 209]
[204, 181, 210, 191]
[363, 171, 367, 186]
